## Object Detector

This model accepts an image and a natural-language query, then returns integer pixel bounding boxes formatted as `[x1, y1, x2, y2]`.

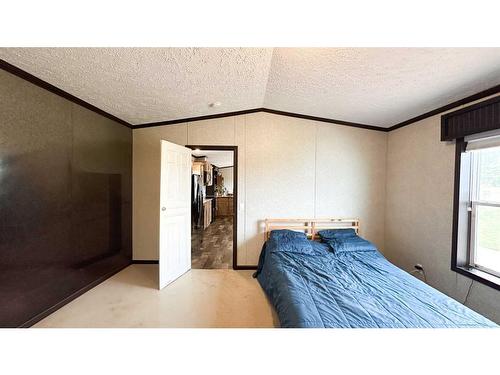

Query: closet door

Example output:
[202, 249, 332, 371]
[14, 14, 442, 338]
[159, 141, 192, 289]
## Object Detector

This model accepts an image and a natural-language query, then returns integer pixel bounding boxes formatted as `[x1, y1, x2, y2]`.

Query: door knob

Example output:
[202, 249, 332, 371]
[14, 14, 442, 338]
[161, 207, 166, 211]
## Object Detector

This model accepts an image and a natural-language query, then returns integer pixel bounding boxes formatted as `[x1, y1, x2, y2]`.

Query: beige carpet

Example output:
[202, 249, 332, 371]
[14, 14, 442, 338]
[34, 265, 277, 328]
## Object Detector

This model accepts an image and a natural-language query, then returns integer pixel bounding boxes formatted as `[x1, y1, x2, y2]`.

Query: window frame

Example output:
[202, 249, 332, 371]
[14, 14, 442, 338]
[469, 201, 500, 278]
[451, 138, 500, 291]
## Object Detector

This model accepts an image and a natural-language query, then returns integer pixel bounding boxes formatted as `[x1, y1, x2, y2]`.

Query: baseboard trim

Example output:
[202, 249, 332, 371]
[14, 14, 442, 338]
[131, 260, 257, 270]
[19, 261, 132, 328]
[234, 265, 258, 270]
[132, 260, 159, 264]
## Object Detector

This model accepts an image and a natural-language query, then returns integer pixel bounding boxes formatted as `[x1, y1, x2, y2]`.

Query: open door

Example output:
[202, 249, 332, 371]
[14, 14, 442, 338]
[159, 140, 192, 289]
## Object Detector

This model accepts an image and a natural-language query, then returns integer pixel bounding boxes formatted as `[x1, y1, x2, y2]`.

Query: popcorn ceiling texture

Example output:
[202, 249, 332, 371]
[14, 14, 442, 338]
[265, 48, 500, 126]
[1, 48, 500, 127]
[0, 48, 273, 125]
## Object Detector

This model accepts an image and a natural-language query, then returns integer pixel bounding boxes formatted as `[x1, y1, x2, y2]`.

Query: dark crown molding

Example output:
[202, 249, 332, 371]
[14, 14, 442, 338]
[0, 59, 133, 129]
[3, 58, 498, 133]
[133, 108, 263, 129]
[388, 84, 500, 132]
[259, 108, 384, 131]
[133, 85, 500, 131]
[134, 107, 388, 131]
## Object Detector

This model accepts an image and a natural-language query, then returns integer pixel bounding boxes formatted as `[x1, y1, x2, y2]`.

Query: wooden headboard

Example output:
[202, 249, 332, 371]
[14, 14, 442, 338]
[264, 218, 360, 241]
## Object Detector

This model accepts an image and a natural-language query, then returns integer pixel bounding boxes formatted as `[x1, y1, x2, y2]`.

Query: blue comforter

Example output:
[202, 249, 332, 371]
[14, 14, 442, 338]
[255, 238, 497, 328]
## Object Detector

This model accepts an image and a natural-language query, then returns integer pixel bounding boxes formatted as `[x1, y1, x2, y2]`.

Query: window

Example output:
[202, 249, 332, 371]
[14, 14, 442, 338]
[452, 133, 500, 290]
[444, 95, 500, 290]
[468, 146, 500, 277]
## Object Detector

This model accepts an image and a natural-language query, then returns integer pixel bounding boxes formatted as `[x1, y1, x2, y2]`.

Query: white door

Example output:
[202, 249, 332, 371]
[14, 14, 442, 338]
[159, 140, 192, 289]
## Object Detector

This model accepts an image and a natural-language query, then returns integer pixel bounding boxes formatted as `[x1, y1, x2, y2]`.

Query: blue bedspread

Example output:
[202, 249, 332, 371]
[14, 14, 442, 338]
[255, 238, 497, 328]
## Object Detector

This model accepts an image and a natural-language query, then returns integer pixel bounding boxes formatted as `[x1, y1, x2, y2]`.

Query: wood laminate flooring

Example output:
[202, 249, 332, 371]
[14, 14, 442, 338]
[191, 216, 233, 269]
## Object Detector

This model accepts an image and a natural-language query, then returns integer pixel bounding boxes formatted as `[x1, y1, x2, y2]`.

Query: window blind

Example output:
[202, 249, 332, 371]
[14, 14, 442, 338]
[465, 129, 500, 151]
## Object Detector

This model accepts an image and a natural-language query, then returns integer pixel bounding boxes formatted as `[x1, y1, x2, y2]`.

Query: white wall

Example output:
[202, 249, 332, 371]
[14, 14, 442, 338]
[219, 167, 234, 194]
[385, 94, 500, 323]
[315, 122, 387, 246]
[133, 101, 500, 322]
[133, 112, 387, 265]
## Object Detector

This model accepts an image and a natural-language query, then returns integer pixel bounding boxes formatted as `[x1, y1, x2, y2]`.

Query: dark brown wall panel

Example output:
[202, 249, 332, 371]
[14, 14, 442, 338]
[0, 69, 132, 327]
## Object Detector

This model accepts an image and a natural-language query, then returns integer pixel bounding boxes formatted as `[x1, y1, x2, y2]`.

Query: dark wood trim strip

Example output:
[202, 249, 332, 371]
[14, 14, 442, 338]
[442, 92, 500, 121]
[134, 108, 387, 131]
[233, 146, 238, 270]
[19, 261, 132, 327]
[131, 261, 257, 270]
[125, 83, 500, 132]
[0, 59, 132, 129]
[4, 57, 499, 134]
[136, 87, 500, 133]
[134, 108, 263, 129]
[234, 265, 258, 270]
[187, 145, 237, 151]
[260, 108, 386, 131]
[132, 260, 159, 264]
[388, 84, 500, 132]
[450, 138, 465, 272]
[453, 266, 500, 293]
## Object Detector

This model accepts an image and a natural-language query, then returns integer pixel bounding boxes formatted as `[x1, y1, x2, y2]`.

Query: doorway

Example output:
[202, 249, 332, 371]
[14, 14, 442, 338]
[187, 145, 238, 269]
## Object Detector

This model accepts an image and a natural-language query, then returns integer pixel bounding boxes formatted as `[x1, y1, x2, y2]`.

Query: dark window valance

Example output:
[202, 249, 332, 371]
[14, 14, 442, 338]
[441, 95, 500, 141]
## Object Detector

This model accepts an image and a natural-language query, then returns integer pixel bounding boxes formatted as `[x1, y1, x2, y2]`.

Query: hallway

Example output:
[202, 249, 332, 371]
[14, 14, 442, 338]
[191, 216, 233, 269]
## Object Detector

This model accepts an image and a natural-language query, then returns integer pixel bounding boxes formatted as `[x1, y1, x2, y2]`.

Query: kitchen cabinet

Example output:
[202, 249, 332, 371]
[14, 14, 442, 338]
[216, 196, 233, 217]
[204, 163, 213, 186]
[203, 199, 212, 229]
[192, 161, 204, 175]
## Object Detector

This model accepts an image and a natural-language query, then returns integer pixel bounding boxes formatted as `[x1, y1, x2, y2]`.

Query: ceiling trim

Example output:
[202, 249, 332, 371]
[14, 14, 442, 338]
[388, 84, 500, 132]
[0, 59, 133, 129]
[3, 58, 499, 134]
[133, 108, 263, 129]
[134, 107, 387, 131]
[132, 87, 500, 132]
[134, 81, 500, 132]
[259, 108, 385, 131]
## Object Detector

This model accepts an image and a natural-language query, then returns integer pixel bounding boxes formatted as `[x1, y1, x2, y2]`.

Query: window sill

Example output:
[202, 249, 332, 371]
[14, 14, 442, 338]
[452, 265, 500, 292]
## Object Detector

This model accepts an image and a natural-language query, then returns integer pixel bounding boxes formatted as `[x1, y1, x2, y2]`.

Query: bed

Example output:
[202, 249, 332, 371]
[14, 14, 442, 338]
[254, 218, 497, 328]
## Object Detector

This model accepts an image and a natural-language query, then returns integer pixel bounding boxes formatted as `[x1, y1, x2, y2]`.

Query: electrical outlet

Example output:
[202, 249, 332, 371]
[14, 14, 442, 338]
[410, 264, 427, 283]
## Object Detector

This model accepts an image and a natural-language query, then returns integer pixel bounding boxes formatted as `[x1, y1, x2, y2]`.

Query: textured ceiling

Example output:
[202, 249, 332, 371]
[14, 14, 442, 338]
[1, 47, 500, 127]
[265, 48, 500, 126]
[0, 48, 273, 125]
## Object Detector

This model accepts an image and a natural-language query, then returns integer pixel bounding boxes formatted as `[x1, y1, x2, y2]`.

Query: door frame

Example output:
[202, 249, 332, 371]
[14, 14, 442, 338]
[186, 145, 241, 270]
